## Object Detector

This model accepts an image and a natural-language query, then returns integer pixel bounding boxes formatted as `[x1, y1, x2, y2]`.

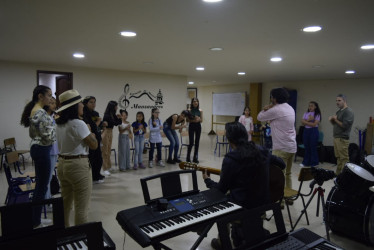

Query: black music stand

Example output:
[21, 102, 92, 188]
[291, 180, 331, 241]
[139, 170, 214, 250]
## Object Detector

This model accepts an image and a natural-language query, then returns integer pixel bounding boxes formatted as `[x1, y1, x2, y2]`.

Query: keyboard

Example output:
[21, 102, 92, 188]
[116, 189, 242, 247]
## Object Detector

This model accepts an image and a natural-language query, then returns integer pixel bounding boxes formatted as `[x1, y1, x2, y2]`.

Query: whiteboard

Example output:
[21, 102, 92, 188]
[213, 92, 246, 116]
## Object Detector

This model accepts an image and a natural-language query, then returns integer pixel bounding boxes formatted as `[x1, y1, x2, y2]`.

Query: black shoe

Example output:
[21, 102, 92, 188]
[167, 158, 176, 164]
[193, 158, 199, 164]
[211, 238, 222, 250]
[186, 157, 191, 162]
[174, 158, 182, 163]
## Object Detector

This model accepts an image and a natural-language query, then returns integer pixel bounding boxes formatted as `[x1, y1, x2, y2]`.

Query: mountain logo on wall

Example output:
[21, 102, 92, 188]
[118, 83, 164, 110]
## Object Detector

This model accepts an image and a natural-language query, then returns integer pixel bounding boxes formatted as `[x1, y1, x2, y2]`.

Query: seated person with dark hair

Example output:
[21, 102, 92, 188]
[203, 121, 285, 249]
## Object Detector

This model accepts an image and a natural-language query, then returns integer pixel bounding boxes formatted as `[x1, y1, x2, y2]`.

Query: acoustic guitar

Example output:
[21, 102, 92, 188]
[179, 162, 285, 203]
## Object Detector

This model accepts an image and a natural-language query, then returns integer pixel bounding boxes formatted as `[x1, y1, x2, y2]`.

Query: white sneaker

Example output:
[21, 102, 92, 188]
[149, 161, 153, 168]
[93, 179, 105, 184]
[299, 163, 305, 167]
[157, 160, 165, 167]
[41, 218, 52, 225]
[102, 170, 111, 176]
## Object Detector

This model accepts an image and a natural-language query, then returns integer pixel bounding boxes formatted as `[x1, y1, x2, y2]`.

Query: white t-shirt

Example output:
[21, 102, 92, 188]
[119, 122, 130, 135]
[56, 119, 91, 155]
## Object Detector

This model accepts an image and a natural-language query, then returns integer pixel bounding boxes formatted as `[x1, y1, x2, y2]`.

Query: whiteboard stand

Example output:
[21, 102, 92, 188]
[208, 115, 216, 135]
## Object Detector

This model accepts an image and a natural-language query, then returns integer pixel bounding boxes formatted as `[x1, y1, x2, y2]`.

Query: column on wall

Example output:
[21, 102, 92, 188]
[249, 83, 262, 123]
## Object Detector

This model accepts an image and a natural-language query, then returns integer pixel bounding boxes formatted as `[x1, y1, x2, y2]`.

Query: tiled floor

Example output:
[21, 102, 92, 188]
[1, 133, 373, 249]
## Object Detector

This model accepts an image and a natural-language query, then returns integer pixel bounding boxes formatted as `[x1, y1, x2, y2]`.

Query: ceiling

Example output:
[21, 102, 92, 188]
[1, 0, 374, 86]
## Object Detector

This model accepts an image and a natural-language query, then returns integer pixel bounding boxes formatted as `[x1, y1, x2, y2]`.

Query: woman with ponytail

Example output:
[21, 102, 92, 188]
[20, 85, 56, 228]
[202, 122, 285, 249]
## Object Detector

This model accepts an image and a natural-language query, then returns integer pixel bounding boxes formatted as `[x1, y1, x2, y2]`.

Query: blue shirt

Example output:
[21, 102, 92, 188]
[148, 118, 163, 143]
[132, 121, 148, 136]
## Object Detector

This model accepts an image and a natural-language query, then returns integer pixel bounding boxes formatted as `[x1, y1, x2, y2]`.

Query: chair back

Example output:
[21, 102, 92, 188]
[269, 164, 285, 203]
[216, 130, 227, 142]
[298, 167, 314, 182]
[3, 138, 16, 150]
[180, 130, 189, 144]
[318, 131, 324, 143]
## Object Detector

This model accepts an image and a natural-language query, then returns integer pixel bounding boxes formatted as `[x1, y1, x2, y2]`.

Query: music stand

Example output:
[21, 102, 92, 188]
[291, 180, 331, 241]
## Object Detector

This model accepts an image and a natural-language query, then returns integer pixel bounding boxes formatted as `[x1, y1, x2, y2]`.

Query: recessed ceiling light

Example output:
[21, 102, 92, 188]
[188, 81, 194, 85]
[303, 26, 322, 32]
[361, 44, 374, 50]
[196, 67, 205, 71]
[73, 53, 85, 58]
[345, 70, 355, 74]
[270, 57, 282, 62]
[210, 47, 223, 51]
[237, 72, 246, 75]
[203, 0, 222, 2]
[120, 31, 137, 37]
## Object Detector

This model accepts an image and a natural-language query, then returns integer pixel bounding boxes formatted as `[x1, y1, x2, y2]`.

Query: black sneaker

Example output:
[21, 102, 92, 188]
[211, 238, 222, 250]
[186, 157, 191, 162]
[193, 158, 199, 164]
[167, 158, 176, 164]
[174, 158, 182, 163]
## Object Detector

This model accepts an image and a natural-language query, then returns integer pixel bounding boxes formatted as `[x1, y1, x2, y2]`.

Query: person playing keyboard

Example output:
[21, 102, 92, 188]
[203, 121, 285, 249]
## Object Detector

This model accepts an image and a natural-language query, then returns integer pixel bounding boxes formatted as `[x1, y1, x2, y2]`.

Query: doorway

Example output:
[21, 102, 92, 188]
[37, 70, 73, 107]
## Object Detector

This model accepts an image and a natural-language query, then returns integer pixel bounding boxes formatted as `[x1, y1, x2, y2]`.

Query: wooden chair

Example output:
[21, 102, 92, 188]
[214, 130, 229, 157]
[283, 167, 314, 230]
[4, 137, 29, 172]
[3, 151, 34, 205]
[178, 130, 190, 158]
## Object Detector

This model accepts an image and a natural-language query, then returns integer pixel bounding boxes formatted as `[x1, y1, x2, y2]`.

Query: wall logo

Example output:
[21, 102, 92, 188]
[118, 83, 164, 110]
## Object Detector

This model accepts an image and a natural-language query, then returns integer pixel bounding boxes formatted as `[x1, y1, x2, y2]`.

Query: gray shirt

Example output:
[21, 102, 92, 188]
[333, 107, 354, 139]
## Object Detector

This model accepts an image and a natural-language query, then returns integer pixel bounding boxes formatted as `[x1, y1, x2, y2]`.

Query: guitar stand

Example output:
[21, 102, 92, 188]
[291, 185, 331, 241]
[151, 223, 214, 250]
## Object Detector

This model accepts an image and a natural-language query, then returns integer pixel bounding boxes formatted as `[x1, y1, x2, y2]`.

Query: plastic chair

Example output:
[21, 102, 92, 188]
[3, 152, 34, 205]
[178, 130, 190, 158]
[283, 167, 314, 230]
[214, 130, 229, 157]
[4, 137, 29, 171]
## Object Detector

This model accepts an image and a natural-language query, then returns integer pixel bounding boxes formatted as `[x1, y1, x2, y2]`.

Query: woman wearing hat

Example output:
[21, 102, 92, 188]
[56, 89, 98, 226]
[21, 85, 56, 228]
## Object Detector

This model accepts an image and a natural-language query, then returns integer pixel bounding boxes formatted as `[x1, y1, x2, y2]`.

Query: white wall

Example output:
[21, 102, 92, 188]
[261, 79, 374, 146]
[0, 61, 187, 150]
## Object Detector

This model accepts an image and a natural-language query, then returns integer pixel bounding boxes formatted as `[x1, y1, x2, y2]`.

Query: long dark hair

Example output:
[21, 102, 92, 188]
[190, 98, 199, 109]
[20, 85, 51, 127]
[104, 101, 118, 119]
[308, 101, 322, 121]
[225, 122, 266, 166]
[56, 103, 80, 125]
[135, 111, 146, 126]
[242, 106, 251, 116]
[151, 108, 160, 125]
[181, 110, 194, 120]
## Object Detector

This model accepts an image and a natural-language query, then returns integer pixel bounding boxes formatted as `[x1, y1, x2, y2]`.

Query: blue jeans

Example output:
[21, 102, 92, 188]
[163, 123, 179, 160]
[149, 142, 162, 161]
[134, 134, 144, 165]
[30, 144, 52, 227]
[302, 127, 319, 167]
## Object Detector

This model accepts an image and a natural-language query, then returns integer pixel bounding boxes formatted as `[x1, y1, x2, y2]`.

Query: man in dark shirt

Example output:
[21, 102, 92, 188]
[329, 94, 354, 174]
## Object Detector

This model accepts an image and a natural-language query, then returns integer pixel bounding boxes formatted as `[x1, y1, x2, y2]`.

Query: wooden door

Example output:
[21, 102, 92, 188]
[55, 76, 73, 108]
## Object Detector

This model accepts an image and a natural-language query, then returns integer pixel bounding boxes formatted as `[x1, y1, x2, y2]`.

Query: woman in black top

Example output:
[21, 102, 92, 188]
[83, 96, 107, 183]
[187, 98, 203, 163]
[163, 110, 193, 164]
[101, 101, 122, 175]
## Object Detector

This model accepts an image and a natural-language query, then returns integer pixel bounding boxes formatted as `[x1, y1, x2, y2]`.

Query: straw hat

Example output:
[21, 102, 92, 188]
[56, 89, 83, 112]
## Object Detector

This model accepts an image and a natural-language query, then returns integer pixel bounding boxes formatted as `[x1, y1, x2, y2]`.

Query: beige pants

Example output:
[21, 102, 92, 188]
[57, 157, 92, 227]
[101, 128, 113, 171]
[334, 138, 349, 175]
[273, 150, 295, 189]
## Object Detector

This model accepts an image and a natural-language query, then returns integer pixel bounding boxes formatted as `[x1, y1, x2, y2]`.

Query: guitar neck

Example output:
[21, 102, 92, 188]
[179, 162, 221, 175]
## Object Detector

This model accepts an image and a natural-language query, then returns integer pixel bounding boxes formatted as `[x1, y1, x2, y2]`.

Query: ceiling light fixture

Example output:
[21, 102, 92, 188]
[196, 67, 205, 71]
[210, 47, 223, 51]
[203, 0, 222, 3]
[188, 81, 194, 85]
[237, 72, 246, 75]
[345, 70, 355, 74]
[361, 44, 374, 50]
[120, 31, 137, 37]
[303, 26, 322, 32]
[270, 57, 282, 62]
[73, 53, 85, 58]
